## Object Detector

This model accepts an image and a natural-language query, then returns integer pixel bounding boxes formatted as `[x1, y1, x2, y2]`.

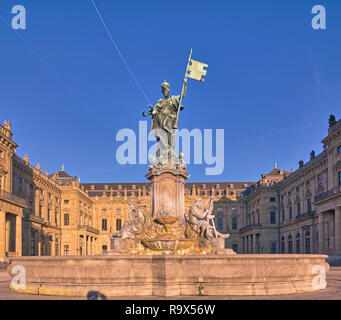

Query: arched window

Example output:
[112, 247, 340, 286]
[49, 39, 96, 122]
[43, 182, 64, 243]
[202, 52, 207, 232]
[288, 235, 293, 254]
[296, 233, 301, 254]
[305, 231, 311, 254]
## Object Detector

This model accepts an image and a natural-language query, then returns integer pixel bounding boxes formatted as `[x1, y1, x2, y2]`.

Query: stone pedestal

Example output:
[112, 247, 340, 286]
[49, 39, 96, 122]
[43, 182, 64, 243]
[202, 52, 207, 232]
[145, 164, 190, 223]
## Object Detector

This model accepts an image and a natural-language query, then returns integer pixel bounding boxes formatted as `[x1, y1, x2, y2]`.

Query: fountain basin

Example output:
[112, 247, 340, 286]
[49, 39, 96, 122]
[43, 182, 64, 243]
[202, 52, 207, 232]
[7, 254, 329, 297]
[141, 238, 194, 251]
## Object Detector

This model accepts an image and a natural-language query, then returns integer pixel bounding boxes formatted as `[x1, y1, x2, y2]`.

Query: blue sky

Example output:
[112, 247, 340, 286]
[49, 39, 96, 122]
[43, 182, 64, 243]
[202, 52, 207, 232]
[1, 0, 340, 183]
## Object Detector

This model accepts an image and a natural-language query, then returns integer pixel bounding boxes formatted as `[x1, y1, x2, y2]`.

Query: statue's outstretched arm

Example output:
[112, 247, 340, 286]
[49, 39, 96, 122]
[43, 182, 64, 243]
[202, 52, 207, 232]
[142, 105, 154, 117]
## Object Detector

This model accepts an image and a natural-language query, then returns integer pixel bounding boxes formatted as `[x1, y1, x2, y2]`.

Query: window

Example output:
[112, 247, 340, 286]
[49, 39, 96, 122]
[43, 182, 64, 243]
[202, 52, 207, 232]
[47, 208, 50, 223]
[17, 177, 22, 184]
[64, 245, 69, 256]
[296, 233, 301, 254]
[31, 233, 36, 256]
[289, 207, 292, 220]
[102, 245, 107, 253]
[281, 236, 285, 253]
[55, 209, 58, 225]
[232, 244, 238, 253]
[39, 205, 42, 217]
[102, 209, 107, 213]
[102, 219, 107, 231]
[64, 214, 70, 226]
[288, 191, 291, 197]
[232, 217, 238, 230]
[217, 207, 223, 212]
[217, 218, 223, 231]
[64, 200, 69, 204]
[337, 145, 341, 153]
[270, 197, 276, 202]
[0, 150, 3, 159]
[116, 208, 121, 213]
[307, 198, 312, 213]
[339, 171, 341, 187]
[305, 231, 311, 254]
[270, 212, 276, 224]
[297, 203, 301, 216]
[318, 173, 323, 181]
[282, 210, 285, 223]
[288, 235, 293, 254]
[270, 243, 277, 254]
[116, 219, 122, 231]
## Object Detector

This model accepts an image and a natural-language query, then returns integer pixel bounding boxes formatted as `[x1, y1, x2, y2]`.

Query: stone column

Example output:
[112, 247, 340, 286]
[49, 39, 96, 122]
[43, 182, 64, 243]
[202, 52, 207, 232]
[249, 234, 253, 253]
[51, 235, 56, 256]
[15, 215, 22, 256]
[0, 210, 5, 257]
[38, 237, 41, 256]
[335, 207, 341, 255]
[318, 213, 325, 253]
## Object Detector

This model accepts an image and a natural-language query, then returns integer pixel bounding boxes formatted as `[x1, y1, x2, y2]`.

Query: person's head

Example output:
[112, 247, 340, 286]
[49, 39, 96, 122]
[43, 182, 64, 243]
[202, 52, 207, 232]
[161, 81, 170, 98]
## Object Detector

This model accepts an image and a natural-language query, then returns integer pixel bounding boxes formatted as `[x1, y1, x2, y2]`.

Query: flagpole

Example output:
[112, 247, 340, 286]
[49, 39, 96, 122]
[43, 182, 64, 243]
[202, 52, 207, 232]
[174, 48, 192, 129]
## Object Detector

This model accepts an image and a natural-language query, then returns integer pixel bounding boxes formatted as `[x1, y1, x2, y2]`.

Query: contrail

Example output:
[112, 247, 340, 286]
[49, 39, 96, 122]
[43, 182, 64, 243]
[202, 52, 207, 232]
[90, 0, 152, 105]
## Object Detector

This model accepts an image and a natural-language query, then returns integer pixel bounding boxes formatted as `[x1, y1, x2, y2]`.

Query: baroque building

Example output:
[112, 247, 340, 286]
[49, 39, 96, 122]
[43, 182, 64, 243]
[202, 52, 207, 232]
[0, 115, 341, 257]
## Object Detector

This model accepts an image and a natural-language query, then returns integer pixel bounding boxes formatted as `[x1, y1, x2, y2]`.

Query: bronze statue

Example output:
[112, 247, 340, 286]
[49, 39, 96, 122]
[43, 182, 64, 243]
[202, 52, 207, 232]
[143, 80, 187, 165]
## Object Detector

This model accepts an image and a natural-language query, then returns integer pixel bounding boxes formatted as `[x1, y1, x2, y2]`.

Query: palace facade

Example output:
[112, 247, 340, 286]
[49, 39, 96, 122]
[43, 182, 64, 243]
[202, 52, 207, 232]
[0, 116, 341, 257]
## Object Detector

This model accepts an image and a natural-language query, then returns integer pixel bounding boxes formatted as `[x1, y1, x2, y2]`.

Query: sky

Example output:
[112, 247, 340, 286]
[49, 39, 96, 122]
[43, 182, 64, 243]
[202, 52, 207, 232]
[0, 0, 340, 183]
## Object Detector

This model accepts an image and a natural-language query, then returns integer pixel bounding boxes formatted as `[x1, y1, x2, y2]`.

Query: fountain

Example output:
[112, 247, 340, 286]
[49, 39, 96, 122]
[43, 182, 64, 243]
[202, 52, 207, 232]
[6, 72, 329, 298]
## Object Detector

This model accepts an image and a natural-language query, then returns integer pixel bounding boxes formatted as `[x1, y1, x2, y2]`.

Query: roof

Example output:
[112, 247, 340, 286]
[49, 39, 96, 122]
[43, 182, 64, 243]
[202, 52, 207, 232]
[81, 181, 256, 191]
[49, 171, 71, 178]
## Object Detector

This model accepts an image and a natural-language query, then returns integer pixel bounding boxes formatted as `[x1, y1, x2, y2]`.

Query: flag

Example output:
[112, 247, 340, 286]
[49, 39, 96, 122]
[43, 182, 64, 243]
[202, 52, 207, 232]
[187, 59, 208, 82]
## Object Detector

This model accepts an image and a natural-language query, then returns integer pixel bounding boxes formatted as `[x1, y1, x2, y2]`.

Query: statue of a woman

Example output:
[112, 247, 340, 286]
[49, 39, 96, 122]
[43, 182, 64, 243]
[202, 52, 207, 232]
[143, 80, 187, 165]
